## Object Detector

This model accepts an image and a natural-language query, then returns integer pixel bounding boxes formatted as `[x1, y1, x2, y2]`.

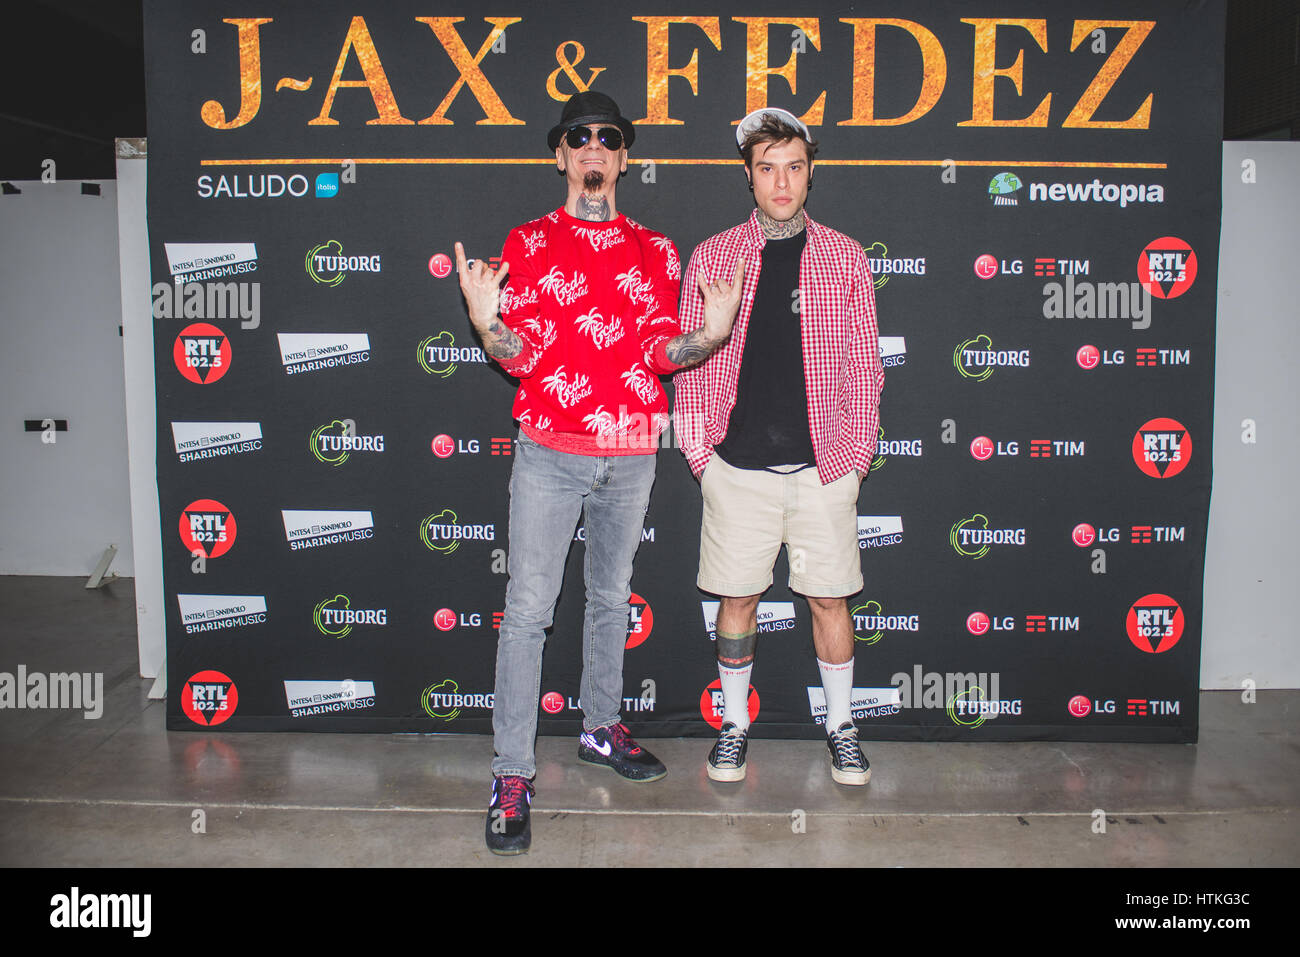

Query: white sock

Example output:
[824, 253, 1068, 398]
[718, 663, 753, 731]
[818, 657, 854, 733]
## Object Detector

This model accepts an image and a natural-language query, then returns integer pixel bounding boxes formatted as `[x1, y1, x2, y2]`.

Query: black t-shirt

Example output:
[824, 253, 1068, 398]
[715, 232, 816, 470]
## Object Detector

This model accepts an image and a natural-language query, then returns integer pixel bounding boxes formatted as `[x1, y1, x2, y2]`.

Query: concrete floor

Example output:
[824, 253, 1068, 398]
[1, 576, 1296, 867]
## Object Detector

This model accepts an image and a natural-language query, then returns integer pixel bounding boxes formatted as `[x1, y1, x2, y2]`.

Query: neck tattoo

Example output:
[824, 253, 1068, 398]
[758, 208, 806, 240]
[575, 193, 611, 222]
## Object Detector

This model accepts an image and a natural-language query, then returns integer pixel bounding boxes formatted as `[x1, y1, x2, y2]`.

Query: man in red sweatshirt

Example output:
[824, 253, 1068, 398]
[456, 92, 743, 855]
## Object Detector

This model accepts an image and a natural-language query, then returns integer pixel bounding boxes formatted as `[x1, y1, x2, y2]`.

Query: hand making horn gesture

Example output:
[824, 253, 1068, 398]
[455, 241, 510, 333]
[699, 257, 745, 343]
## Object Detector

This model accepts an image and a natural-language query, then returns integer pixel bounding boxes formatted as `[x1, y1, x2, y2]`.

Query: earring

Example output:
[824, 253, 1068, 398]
[807, 179, 813, 190]
[747, 184, 754, 192]
[557, 167, 566, 176]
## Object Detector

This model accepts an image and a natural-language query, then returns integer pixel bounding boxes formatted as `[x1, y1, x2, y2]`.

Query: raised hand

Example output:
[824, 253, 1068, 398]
[699, 256, 745, 343]
[454, 241, 522, 361]
[455, 241, 510, 333]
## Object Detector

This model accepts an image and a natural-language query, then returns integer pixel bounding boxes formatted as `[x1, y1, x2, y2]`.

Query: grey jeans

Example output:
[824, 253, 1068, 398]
[491, 432, 657, 778]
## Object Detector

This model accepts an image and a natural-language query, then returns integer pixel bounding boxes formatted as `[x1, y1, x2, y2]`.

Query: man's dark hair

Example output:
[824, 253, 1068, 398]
[740, 115, 819, 167]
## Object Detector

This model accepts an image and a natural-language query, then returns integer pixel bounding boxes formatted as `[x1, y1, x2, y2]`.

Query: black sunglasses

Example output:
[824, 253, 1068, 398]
[565, 126, 624, 151]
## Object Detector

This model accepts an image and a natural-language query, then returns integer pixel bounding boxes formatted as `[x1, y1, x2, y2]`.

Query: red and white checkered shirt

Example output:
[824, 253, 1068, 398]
[674, 209, 884, 484]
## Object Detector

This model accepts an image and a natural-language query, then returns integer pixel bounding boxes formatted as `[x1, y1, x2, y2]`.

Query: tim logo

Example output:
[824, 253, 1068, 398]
[179, 499, 236, 558]
[1126, 594, 1185, 654]
[173, 323, 231, 384]
[181, 670, 237, 726]
[699, 678, 760, 730]
[1137, 237, 1197, 299]
[1132, 418, 1191, 478]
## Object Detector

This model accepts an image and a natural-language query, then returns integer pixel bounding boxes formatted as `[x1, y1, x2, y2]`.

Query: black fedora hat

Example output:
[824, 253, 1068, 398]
[547, 91, 635, 151]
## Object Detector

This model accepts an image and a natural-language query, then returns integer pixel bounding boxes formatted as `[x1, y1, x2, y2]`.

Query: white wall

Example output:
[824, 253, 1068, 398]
[1202, 141, 1300, 689]
[0, 180, 134, 576]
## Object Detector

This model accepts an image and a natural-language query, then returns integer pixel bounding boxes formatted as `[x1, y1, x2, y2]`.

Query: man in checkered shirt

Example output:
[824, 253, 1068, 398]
[674, 108, 885, 786]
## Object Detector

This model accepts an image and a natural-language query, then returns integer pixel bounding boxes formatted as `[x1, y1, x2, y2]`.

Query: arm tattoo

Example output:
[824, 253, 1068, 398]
[575, 193, 612, 221]
[481, 319, 523, 360]
[666, 328, 722, 368]
[757, 208, 806, 240]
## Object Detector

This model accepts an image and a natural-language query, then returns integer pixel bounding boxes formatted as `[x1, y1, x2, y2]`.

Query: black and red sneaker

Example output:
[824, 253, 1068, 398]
[578, 722, 667, 782]
[485, 775, 534, 855]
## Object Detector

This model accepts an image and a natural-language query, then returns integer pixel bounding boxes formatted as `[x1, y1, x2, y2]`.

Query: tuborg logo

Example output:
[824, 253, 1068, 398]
[305, 240, 381, 286]
[420, 508, 496, 554]
[172, 422, 262, 463]
[862, 242, 926, 289]
[178, 594, 266, 635]
[954, 334, 1029, 381]
[418, 330, 489, 377]
[181, 670, 237, 726]
[313, 594, 387, 638]
[1127, 594, 1185, 653]
[700, 678, 760, 730]
[1132, 418, 1191, 478]
[174, 323, 231, 384]
[988, 171, 1023, 205]
[310, 420, 385, 466]
[889, 665, 1020, 727]
[851, 600, 919, 644]
[422, 679, 493, 721]
[1137, 237, 1197, 299]
[950, 513, 1026, 559]
[947, 684, 1022, 727]
[179, 499, 236, 559]
[870, 427, 922, 471]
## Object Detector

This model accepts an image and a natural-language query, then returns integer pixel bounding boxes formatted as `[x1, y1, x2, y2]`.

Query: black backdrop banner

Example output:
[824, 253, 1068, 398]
[145, 1, 1224, 741]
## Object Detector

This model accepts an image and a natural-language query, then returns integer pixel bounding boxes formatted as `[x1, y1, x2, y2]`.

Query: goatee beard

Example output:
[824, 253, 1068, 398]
[583, 171, 604, 193]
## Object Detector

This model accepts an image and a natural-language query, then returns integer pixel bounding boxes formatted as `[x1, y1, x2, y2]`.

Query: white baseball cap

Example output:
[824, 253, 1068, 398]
[735, 107, 811, 148]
